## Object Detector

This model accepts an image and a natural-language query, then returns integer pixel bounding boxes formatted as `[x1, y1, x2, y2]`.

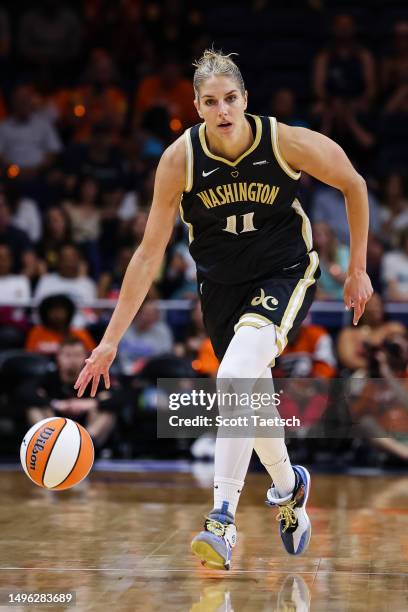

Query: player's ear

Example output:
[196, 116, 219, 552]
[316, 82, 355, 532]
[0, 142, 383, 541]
[194, 97, 204, 119]
[243, 90, 248, 110]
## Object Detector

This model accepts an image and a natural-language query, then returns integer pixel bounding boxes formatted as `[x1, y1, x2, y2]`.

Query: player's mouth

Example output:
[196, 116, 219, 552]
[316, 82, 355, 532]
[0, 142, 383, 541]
[217, 121, 233, 131]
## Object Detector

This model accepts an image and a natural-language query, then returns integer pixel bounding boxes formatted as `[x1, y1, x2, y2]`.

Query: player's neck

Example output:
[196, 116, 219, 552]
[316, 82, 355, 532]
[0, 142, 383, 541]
[206, 118, 253, 161]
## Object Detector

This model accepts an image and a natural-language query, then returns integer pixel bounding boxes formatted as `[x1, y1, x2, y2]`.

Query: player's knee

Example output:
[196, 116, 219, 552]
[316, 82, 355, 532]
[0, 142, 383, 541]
[217, 356, 258, 381]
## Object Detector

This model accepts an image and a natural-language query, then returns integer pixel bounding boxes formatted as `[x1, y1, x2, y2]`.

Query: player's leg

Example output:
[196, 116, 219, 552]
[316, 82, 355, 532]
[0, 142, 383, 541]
[253, 368, 296, 497]
[191, 323, 278, 569]
[236, 252, 320, 556]
[253, 369, 312, 556]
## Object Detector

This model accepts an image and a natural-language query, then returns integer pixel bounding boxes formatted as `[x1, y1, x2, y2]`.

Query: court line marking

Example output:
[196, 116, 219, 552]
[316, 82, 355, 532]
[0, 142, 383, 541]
[312, 558, 321, 584]
[139, 529, 181, 561]
[1, 567, 407, 576]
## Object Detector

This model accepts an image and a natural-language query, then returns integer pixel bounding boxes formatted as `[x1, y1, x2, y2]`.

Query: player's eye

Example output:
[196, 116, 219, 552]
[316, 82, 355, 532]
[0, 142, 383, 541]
[227, 95, 237, 103]
[205, 99, 216, 106]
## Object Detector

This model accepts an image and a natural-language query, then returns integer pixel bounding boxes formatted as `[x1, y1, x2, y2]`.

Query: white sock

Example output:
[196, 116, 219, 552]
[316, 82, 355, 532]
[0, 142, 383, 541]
[257, 445, 296, 498]
[253, 369, 296, 498]
[213, 476, 244, 517]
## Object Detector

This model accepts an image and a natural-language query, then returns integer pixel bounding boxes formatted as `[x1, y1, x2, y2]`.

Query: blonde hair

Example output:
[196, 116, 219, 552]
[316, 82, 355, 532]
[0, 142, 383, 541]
[193, 48, 245, 98]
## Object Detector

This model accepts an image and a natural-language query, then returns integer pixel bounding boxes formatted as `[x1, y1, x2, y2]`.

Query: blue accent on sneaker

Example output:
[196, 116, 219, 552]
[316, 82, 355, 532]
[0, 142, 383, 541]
[219, 501, 229, 523]
[191, 509, 237, 570]
[266, 465, 312, 556]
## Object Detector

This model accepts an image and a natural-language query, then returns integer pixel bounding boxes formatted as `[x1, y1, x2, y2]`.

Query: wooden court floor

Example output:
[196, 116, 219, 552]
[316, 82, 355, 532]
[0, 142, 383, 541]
[0, 468, 407, 611]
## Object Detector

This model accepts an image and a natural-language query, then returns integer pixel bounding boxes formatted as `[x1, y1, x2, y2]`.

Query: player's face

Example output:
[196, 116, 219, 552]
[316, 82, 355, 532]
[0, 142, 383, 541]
[194, 76, 248, 137]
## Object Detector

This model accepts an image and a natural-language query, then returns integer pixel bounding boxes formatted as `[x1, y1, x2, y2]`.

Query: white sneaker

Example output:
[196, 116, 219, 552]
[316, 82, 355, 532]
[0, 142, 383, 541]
[266, 465, 311, 555]
[191, 509, 237, 570]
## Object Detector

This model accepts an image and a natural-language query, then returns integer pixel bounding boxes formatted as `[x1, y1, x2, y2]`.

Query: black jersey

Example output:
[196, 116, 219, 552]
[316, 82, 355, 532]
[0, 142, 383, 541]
[180, 113, 314, 284]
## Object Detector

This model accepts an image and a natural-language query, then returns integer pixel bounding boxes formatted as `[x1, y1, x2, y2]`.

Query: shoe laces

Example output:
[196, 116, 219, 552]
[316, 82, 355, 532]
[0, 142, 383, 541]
[205, 518, 228, 537]
[276, 499, 298, 533]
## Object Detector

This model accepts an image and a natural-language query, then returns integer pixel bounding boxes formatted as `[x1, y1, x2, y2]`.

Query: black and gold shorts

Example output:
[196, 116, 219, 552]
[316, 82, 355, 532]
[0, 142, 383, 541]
[198, 250, 320, 362]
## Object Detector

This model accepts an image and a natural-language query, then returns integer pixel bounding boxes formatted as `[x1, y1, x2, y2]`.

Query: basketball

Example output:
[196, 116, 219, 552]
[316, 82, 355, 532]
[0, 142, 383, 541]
[20, 417, 94, 490]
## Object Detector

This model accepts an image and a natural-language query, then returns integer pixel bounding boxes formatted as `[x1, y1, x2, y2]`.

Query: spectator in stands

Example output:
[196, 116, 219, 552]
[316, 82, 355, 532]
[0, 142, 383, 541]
[119, 299, 173, 374]
[350, 332, 408, 462]
[270, 88, 309, 128]
[275, 322, 336, 431]
[98, 245, 133, 299]
[130, 106, 171, 162]
[158, 242, 197, 299]
[312, 14, 376, 172]
[381, 20, 408, 106]
[311, 180, 381, 245]
[337, 292, 405, 373]
[26, 294, 95, 356]
[3, 181, 42, 244]
[366, 231, 385, 295]
[313, 222, 349, 300]
[127, 210, 149, 249]
[378, 21, 408, 173]
[175, 299, 219, 377]
[382, 227, 408, 301]
[313, 13, 376, 113]
[37, 207, 72, 273]
[34, 243, 96, 305]
[0, 243, 30, 302]
[276, 321, 337, 378]
[379, 174, 408, 246]
[53, 48, 127, 143]
[61, 121, 126, 192]
[63, 175, 102, 278]
[109, 1, 149, 78]
[134, 58, 196, 133]
[17, 1, 82, 79]
[0, 192, 32, 271]
[24, 336, 116, 452]
[0, 243, 30, 337]
[0, 84, 62, 181]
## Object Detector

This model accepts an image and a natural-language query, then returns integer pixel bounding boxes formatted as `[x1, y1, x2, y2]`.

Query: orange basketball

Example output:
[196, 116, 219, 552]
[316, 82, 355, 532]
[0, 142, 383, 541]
[20, 417, 94, 490]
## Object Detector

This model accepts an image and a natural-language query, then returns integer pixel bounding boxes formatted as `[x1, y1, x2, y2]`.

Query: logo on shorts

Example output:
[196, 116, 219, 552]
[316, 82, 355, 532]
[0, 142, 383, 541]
[251, 288, 279, 311]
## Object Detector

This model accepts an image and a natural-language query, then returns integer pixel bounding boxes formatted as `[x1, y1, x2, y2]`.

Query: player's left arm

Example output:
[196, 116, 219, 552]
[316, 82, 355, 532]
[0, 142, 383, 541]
[278, 123, 373, 325]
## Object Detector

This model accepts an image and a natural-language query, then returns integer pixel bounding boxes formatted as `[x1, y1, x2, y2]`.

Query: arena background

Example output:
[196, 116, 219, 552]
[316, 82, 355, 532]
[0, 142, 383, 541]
[0, 2, 407, 610]
[0, 0, 406, 468]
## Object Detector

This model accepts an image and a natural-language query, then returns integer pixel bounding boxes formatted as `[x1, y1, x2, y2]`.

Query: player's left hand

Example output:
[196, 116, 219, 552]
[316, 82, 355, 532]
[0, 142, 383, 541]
[343, 270, 373, 326]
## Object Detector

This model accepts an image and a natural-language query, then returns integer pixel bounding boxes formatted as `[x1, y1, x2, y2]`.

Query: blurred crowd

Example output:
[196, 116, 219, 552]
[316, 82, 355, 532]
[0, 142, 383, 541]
[0, 1, 407, 464]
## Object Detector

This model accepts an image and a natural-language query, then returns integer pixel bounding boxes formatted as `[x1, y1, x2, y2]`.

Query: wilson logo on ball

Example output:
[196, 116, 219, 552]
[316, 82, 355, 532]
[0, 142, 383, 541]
[29, 426, 56, 471]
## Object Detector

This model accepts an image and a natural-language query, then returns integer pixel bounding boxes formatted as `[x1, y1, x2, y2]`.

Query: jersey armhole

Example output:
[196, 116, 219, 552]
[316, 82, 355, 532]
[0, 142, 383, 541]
[184, 128, 194, 192]
[269, 116, 301, 181]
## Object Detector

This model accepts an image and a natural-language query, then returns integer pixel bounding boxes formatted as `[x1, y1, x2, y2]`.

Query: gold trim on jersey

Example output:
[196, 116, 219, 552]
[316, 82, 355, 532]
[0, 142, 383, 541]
[198, 114, 262, 167]
[184, 128, 194, 193]
[269, 117, 301, 180]
[234, 312, 273, 333]
[275, 251, 319, 355]
[179, 195, 194, 244]
[291, 198, 313, 251]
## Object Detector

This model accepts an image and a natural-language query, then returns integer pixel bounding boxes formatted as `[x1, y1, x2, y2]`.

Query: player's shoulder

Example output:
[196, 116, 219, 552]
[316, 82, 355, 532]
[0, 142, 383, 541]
[275, 121, 312, 146]
[161, 134, 186, 167]
[156, 133, 191, 192]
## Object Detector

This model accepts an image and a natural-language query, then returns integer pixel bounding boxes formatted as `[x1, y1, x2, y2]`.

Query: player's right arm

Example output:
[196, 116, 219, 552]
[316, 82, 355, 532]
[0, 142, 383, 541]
[74, 136, 186, 397]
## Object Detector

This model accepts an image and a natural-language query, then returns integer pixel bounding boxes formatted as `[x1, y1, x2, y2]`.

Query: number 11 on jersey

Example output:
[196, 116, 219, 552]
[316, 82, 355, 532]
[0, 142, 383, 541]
[223, 212, 257, 235]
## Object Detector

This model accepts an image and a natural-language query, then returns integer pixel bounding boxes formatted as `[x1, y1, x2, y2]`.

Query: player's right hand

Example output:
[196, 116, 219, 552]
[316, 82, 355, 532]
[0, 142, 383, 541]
[74, 342, 117, 398]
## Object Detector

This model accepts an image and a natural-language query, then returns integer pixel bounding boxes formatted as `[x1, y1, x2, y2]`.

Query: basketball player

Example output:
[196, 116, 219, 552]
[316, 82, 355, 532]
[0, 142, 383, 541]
[75, 50, 373, 570]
